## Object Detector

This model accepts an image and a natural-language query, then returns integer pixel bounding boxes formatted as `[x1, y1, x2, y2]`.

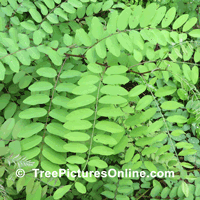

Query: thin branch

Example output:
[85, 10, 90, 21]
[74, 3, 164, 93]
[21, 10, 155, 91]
[7, 1, 24, 27]
[38, 0, 68, 30]
[38, 56, 69, 165]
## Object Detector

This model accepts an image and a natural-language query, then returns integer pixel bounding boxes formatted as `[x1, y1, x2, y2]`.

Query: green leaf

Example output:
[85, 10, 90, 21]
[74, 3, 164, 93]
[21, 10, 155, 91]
[47, 122, 69, 138]
[117, 32, 133, 53]
[107, 10, 118, 34]
[64, 132, 90, 141]
[155, 145, 170, 157]
[0, 16, 6, 31]
[100, 85, 128, 96]
[78, 75, 100, 85]
[134, 49, 143, 62]
[95, 41, 107, 59]
[5, 55, 20, 73]
[105, 65, 128, 75]
[0, 118, 15, 140]
[87, 63, 102, 74]
[4, 102, 17, 119]
[129, 30, 144, 50]
[52, 96, 70, 108]
[91, 146, 115, 155]
[8, 140, 20, 154]
[161, 101, 183, 110]
[175, 142, 193, 149]
[66, 108, 94, 120]
[64, 120, 92, 130]
[56, 83, 76, 93]
[116, 195, 129, 200]
[155, 86, 176, 97]
[16, 50, 31, 65]
[41, 21, 53, 34]
[106, 35, 120, 57]
[23, 94, 50, 105]
[47, 13, 59, 24]
[0, 147, 9, 156]
[93, 134, 117, 146]
[67, 95, 95, 109]
[162, 7, 176, 28]
[28, 81, 53, 91]
[148, 120, 163, 134]
[130, 126, 148, 137]
[142, 146, 158, 156]
[113, 135, 128, 154]
[161, 187, 170, 198]
[27, 47, 40, 60]
[117, 7, 131, 30]
[63, 33, 73, 46]
[129, 85, 146, 97]
[102, 0, 113, 11]
[102, 191, 115, 199]
[66, 156, 85, 164]
[44, 135, 67, 152]
[171, 129, 185, 136]
[60, 70, 82, 79]
[0, 62, 5, 80]
[61, 2, 76, 14]
[36, 67, 57, 78]
[18, 122, 44, 138]
[88, 159, 108, 168]
[191, 66, 198, 84]
[177, 88, 188, 100]
[20, 135, 42, 151]
[43, 0, 55, 9]
[53, 185, 71, 199]
[47, 48, 63, 66]
[75, 182, 86, 194]
[136, 95, 153, 110]
[0, 94, 11, 110]
[64, 143, 88, 153]
[144, 161, 157, 172]
[97, 106, 125, 117]
[76, 28, 92, 46]
[189, 29, 200, 38]
[33, 30, 43, 45]
[99, 95, 127, 104]
[182, 63, 191, 81]
[21, 21, 36, 31]
[68, 0, 82, 8]
[72, 85, 97, 95]
[91, 17, 104, 40]
[129, 5, 143, 29]
[173, 14, 189, 30]
[183, 17, 197, 32]
[49, 108, 67, 123]
[167, 115, 187, 123]
[29, 8, 42, 23]
[125, 146, 135, 163]
[140, 3, 157, 28]
[178, 149, 197, 156]
[95, 121, 124, 133]
[42, 145, 66, 164]
[181, 181, 189, 197]
[103, 75, 129, 85]
[19, 108, 47, 119]
[181, 162, 194, 169]
[151, 6, 166, 27]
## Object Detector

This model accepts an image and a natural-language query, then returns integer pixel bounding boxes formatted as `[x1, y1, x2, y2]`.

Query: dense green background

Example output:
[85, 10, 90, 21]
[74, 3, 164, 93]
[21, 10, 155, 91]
[0, 0, 200, 199]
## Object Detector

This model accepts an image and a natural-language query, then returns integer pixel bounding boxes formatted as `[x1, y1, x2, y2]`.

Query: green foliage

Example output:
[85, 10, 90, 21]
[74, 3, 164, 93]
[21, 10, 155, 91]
[0, 0, 200, 199]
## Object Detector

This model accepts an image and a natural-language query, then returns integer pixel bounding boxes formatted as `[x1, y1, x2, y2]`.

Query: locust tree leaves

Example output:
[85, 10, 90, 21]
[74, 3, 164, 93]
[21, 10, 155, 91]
[162, 7, 176, 28]
[1, 1, 200, 199]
